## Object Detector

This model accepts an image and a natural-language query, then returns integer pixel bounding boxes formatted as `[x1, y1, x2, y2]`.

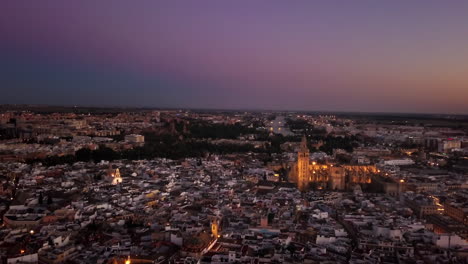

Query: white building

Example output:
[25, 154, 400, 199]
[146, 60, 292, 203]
[381, 159, 415, 166]
[439, 139, 462, 153]
[125, 134, 145, 144]
[434, 234, 468, 249]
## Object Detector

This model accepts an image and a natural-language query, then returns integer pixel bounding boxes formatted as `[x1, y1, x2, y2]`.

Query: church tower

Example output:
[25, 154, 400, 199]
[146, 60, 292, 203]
[297, 135, 310, 191]
[112, 168, 123, 185]
[211, 218, 220, 238]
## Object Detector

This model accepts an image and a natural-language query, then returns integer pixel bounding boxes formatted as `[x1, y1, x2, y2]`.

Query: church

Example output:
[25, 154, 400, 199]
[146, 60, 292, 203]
[107, 165, 123, 185]
[288, 136, 379, 192]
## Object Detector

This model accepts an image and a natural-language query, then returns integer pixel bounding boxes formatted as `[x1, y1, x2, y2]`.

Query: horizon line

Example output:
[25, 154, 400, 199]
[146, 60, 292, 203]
[1, 103, 468, 117]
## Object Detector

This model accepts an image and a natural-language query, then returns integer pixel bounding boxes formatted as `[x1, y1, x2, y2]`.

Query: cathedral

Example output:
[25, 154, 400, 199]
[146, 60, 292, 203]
[289, 136, 379, 191]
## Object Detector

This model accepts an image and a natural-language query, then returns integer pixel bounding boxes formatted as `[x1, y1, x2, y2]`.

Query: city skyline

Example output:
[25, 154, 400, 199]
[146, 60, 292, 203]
[2, 1, 468, 114]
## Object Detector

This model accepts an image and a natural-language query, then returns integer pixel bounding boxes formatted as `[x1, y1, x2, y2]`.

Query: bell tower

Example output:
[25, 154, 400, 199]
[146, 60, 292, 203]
[297, 135, 310, 191]
[211, 218, 220, 238]
[112, 168, 123, 185]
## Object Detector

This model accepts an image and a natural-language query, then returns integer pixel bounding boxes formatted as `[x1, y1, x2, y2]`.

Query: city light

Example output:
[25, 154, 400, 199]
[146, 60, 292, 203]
[0, 0, 466, 261]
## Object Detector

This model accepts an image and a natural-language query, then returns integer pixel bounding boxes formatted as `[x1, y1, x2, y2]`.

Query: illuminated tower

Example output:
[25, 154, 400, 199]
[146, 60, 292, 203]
[297, 135, 310, 191]
[112, 168, 122, 185]
[211, 219, 220, 238]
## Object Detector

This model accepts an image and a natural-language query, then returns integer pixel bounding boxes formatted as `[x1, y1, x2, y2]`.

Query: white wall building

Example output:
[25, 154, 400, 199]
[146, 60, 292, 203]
[381, 159, 415, 166]
[125, 134, 145, 144]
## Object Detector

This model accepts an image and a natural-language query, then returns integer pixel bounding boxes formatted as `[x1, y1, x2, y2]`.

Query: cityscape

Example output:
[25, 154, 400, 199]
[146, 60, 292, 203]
[0, 109, 467, 263]
[1, 1, 468, 264]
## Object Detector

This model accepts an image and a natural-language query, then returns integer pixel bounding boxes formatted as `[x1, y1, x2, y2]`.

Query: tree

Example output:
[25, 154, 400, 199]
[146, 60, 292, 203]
[76, 148, 92, 162]
[47, 195, 53, 205]
[92, 146, 119, 162]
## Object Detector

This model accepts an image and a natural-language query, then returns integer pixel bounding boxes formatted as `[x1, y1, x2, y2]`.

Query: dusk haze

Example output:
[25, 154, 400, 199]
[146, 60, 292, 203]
[1, 1, 468, 113]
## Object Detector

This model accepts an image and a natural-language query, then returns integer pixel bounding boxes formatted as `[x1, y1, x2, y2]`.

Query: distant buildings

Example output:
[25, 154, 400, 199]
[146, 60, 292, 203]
[124, 134, 144, 144]
[439, 138, 462, 153]
[0, 109, 467, 263]
[381, 158, 415, 166]
[267, 116, 293, 136]
[425, 137, 463, 153]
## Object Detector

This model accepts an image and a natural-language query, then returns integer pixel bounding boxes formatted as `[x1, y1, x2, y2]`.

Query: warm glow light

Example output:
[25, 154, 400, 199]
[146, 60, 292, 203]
[30, 230, 34, 235]
[312, 161, 316, 165]
[400, 179, 404, 183]
[20, 249, 25, 254]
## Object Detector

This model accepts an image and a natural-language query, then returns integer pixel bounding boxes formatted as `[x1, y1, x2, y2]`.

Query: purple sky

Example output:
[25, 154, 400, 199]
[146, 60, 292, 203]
[1, 1, 468, 113]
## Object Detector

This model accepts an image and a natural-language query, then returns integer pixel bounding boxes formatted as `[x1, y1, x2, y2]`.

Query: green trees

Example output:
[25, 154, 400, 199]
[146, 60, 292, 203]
[286, 118, 311, 131]
[28, 146, 120, 165]
[318, 135, 358, 154]
[92, 146, 119, 162]
[76, 148, 92, 162]
[189, 122, 257, 139]
[74, 146, 119, 163]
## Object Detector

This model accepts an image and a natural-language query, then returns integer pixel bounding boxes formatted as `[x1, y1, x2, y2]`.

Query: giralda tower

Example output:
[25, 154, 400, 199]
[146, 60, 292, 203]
[297, 135, 310, 191]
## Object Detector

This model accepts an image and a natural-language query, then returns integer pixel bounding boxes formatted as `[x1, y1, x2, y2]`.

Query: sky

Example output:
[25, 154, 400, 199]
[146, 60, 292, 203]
[1, 1, 468, 114]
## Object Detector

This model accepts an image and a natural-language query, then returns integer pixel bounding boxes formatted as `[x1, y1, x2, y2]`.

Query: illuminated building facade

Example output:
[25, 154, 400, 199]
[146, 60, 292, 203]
[211, 218, 220, 238]
[109, 167, 123, 185]
[290, 136, 378, 191]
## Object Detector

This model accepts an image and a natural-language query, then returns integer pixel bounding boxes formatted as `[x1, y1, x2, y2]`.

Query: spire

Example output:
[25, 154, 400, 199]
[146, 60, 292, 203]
[300, 135, 308, 152]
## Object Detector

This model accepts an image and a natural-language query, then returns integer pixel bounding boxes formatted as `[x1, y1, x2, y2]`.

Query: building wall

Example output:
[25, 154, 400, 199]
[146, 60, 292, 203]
[291, 137, 377, 191]
[444, 202, 468, 225]
[290, 163, 377, 191]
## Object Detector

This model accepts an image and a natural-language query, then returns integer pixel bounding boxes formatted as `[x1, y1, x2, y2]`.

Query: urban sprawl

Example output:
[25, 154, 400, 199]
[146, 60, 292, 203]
[0, 108, 468, 264]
